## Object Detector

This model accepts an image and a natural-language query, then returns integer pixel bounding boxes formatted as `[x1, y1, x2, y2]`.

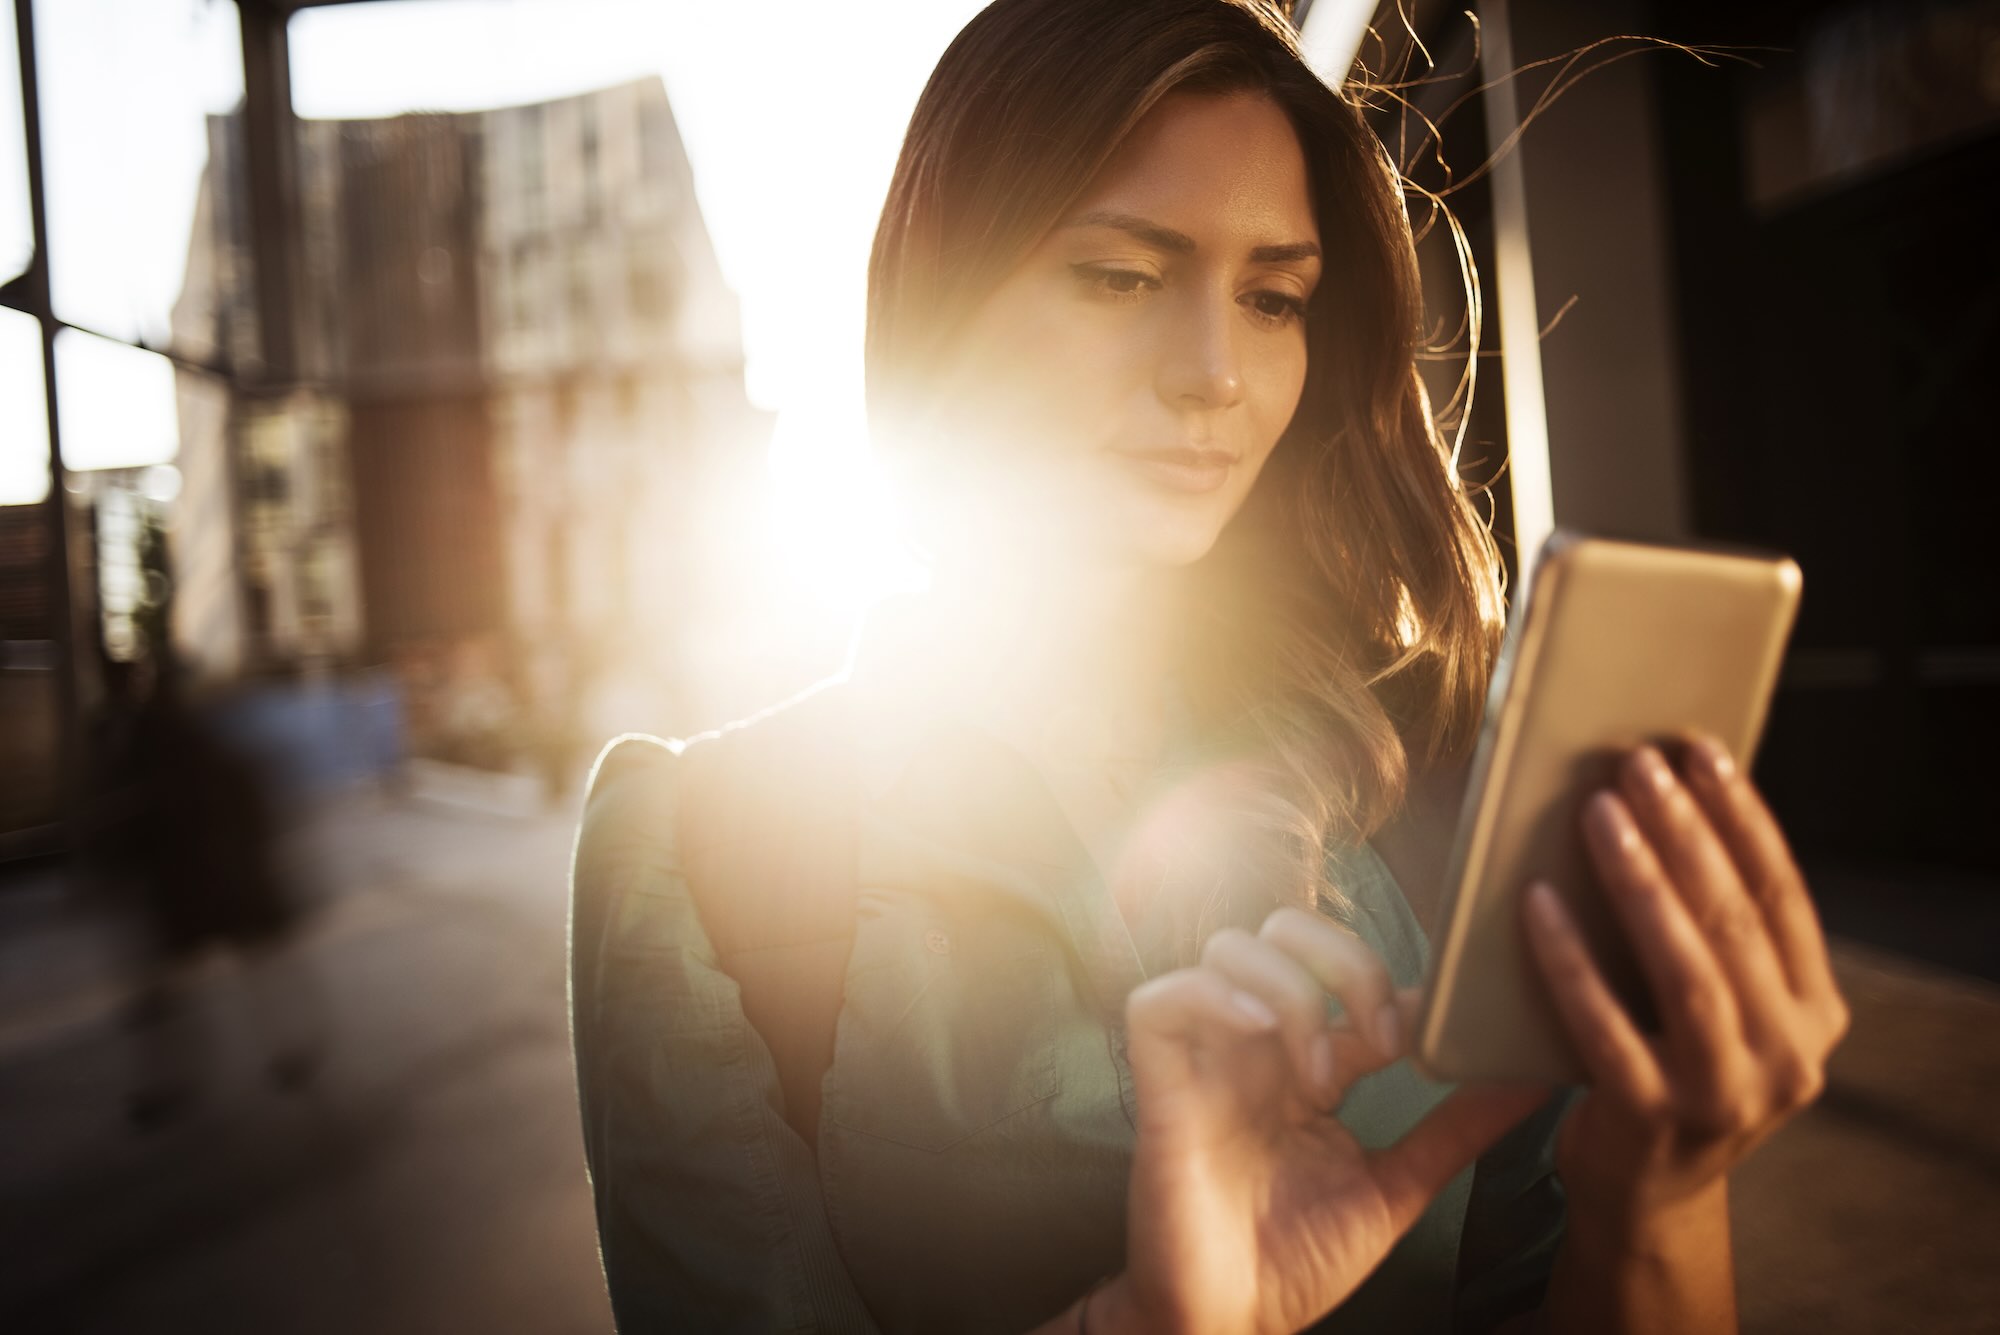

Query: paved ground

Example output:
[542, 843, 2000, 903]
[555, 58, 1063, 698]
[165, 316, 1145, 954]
[0, 782, 611, 1335]
[1732, 940, 2000, 1334]
[0, 782, 1993, 1333]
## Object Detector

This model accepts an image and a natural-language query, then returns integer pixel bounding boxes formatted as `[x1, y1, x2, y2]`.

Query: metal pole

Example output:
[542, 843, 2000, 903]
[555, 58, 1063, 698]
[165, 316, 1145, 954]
[12, 0, 83, 840]
[1478, 0, 1556, 582]
[1295, 0, 1375, 87]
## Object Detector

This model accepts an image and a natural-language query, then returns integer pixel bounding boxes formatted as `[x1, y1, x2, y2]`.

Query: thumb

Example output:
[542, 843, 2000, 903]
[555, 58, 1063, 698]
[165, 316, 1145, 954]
[1368, 1084, 1551, 1233]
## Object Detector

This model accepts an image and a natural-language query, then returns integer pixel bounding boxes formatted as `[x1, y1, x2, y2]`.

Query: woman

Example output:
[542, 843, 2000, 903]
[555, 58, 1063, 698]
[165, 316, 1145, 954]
[569, 2, 1848, 1332]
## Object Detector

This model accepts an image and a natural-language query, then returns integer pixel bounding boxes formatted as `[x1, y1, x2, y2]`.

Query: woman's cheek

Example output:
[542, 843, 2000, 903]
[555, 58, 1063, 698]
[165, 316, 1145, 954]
[1010, 316, 1154, 450]
[1243, 346, 1306, 459]
[1264, 333, 1310, 421]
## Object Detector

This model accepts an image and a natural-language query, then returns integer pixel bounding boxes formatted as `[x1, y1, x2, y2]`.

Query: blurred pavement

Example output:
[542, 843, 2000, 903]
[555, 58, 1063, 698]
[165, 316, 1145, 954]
[1733, 939, 2000, 1334]
[0, 785, 1993, 1334]
[0, 782, 611, 1335]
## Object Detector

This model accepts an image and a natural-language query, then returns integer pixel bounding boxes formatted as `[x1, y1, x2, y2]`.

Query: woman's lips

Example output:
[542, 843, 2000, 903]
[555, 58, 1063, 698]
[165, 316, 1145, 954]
[1108, 446, 1238, 495]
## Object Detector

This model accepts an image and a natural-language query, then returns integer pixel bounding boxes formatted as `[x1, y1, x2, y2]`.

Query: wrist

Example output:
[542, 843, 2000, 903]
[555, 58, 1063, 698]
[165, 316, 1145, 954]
[1564, 1176, 1730, 1264]
[1080, 1272, 1151, 1335]
[1541, 1178, 1738, 1334]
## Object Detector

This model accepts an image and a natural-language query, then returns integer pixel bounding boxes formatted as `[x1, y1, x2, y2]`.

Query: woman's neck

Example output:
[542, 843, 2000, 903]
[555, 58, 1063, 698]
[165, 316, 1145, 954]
[857, 563, 1184, 769]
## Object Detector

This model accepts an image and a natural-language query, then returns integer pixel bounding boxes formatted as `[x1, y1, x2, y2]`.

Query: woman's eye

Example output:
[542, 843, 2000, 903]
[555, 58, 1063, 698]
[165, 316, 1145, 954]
[1071, 263, 1160, 301]
[1245, 290, 1308, 326]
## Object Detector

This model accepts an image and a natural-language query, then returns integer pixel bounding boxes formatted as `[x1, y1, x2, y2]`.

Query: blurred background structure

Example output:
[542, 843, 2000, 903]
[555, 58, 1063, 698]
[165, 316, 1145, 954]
[0, 0, 1995, 1332]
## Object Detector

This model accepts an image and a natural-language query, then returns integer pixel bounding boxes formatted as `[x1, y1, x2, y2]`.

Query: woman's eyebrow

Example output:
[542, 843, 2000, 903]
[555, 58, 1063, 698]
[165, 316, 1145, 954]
[1064, 210, 1197, 253]
[1249, 241, 1321, 264]
[1061, 211, 1320, 264]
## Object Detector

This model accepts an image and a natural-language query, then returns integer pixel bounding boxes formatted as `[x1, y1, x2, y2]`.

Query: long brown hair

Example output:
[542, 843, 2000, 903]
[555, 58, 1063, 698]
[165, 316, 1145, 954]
[866, 0, 1503, 926]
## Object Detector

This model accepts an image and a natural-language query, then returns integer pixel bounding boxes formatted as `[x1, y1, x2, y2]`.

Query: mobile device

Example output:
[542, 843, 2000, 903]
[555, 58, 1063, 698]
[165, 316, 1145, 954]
[1413, 531, 1802, 1084]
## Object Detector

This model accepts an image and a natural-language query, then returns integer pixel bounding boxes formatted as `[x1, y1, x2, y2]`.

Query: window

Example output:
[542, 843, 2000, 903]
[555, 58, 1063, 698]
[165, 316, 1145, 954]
[53, 328, 180, 473]
[0, 309, 49, 505]
[0, 4, 32, 283]
[34, 0, 247, 354]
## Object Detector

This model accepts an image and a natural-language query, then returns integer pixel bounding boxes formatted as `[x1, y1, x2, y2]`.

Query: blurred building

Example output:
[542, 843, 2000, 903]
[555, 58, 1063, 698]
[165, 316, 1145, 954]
[0, 505, 60, 836]
[476, 81, 765, 751]
[165, 76, 767, 762]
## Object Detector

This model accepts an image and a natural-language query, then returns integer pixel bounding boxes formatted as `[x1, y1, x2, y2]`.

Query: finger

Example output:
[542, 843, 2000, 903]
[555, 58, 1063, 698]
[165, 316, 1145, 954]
[1369, 1084, 1550, 1234]
[1583, 790, 1746, 1074]
[1124, 967, 1282, 1092]
[1392, 985, 1424, 1038]
[1680, 734, 1845, 1024]
[1617, 745, 1794, 1041]
[1258, 906, 1402, 1063]
[1200, 929, 1353, 1107]
[1522, 881, 1668, 1105]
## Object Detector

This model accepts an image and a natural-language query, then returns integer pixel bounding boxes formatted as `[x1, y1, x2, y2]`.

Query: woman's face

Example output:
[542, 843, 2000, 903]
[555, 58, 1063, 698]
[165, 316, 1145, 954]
[929, 89, 1320, 573]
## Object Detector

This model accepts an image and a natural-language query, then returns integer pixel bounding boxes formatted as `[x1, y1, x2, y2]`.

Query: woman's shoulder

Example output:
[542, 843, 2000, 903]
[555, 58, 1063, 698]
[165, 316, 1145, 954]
[572, 681, 862, 953]
[575, 732, 688, 878]
[585, 731, 685, 804]
[578, 678, 858, 845]
[570, 733, 698, 985]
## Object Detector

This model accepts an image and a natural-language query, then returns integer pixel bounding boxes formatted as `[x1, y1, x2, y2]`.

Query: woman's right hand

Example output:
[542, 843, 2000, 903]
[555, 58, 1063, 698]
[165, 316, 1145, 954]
[1091, 908, 1548, 1335]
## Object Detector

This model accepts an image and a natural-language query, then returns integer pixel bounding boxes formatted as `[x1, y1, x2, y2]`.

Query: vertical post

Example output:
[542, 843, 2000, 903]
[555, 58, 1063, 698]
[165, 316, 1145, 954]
[13, 0, 82, 831]
[240, 0, 298, 384]
[1296, 0, 1375, 85]
[1478, 0, 1556, 582]
[236, 1, 306, 673]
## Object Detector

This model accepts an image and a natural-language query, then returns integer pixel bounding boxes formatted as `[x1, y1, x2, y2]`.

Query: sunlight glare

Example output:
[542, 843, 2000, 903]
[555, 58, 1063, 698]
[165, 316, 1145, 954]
[289, 0, 985, 630]
[761, 401, 929, 618]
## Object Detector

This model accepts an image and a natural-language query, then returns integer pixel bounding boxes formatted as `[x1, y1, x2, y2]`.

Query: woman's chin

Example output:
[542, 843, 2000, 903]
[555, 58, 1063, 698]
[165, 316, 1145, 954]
[922, 483, 1229, 577]
[1086, 509, 1228, 570]
[1084, 480, 1235, 566]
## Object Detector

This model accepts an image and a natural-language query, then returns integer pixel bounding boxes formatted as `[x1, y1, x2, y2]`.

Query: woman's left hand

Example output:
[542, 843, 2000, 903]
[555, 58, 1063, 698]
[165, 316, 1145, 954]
[1521, 733, 1850, 1232]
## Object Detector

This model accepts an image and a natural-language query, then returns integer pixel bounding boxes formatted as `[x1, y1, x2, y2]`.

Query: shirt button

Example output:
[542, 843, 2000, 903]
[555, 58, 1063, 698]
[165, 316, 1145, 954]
[925, 929, 951, 955]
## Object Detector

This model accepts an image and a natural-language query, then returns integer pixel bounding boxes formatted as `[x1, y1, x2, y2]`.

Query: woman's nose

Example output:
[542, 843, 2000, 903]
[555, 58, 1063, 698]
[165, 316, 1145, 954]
[1154, 297, 1245, 411]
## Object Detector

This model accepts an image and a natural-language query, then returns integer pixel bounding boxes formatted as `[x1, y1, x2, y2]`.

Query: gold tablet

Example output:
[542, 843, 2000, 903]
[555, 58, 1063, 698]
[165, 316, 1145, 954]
[1413, 531, 1802, 1084]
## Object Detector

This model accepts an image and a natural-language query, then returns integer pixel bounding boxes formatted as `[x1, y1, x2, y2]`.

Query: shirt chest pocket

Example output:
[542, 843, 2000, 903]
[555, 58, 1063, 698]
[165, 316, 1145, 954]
[824, 905, 1064, 1154]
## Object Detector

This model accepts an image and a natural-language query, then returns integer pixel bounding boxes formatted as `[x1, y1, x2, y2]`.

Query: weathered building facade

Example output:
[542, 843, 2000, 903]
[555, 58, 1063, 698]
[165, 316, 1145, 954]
[165, 77, 765, 760]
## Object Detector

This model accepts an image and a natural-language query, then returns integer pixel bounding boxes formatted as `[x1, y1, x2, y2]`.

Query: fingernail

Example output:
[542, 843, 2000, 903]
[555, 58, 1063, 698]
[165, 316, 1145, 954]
[1695, 736, 1736, 781]
[1375, 1006, 1401, 1057]
[1526, 881, 1565, 928]
[1230, 990, 1279, 1030]
[1634, 746, 1674, 795]
[1310, 1032, 1336, 1091]
[1591, 791, 1639, 849]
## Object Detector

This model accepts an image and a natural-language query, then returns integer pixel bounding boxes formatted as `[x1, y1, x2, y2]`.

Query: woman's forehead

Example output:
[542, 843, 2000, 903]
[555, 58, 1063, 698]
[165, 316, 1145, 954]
[1063, 90, 1318, 250]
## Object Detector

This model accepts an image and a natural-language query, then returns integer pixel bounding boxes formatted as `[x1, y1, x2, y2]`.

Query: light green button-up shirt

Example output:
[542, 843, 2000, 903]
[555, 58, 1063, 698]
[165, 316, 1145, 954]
[572, 708, 1568, 1335]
